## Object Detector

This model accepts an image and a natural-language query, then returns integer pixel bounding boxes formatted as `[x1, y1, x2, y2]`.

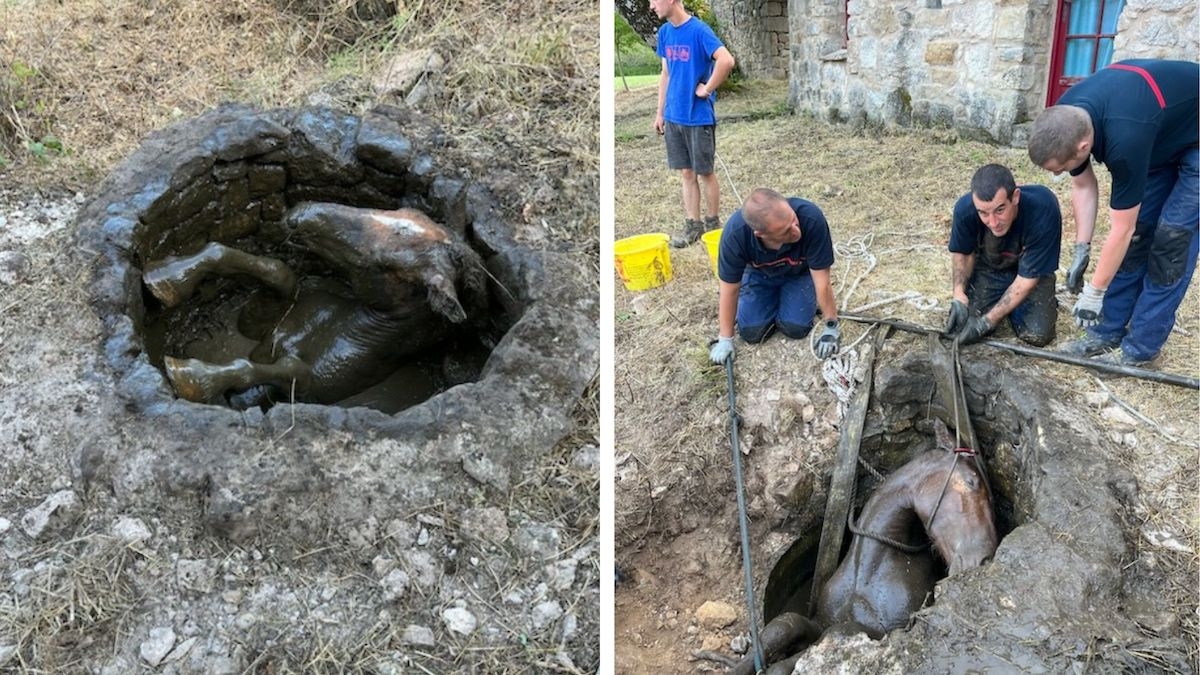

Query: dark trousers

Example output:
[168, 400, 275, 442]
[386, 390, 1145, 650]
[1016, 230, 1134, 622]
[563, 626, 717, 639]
[968, 268, 1057, 346]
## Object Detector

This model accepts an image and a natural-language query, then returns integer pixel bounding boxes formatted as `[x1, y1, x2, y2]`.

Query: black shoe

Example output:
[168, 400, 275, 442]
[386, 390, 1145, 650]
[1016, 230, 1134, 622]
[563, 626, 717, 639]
[669, 218, 704, 248]
[703, 215, 721, 231]
[1057, 335, 1119, 357]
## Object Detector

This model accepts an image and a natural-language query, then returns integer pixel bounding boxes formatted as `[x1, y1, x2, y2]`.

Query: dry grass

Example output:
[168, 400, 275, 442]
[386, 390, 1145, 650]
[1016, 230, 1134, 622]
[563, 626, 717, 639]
[615, 78, 1199, 666]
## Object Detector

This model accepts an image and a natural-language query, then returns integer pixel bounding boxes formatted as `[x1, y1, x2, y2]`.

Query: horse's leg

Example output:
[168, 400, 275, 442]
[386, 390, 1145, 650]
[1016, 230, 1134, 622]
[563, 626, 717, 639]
[729, 612, 822, 675]
[764, 652, 804, 675]
[163, 355, 311, 403]
[143, 242, 296, 308]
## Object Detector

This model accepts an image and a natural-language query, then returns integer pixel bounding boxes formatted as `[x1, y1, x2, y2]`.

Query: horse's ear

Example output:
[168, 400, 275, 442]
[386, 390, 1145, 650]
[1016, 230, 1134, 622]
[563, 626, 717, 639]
[933, 417, 954, 451]
[427, 272, 467, 323]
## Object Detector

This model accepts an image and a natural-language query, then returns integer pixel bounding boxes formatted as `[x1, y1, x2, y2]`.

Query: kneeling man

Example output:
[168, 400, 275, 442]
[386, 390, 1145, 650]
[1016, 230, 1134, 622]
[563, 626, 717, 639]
[944, 164, 1062, 346]
[709, 188, 840, 364]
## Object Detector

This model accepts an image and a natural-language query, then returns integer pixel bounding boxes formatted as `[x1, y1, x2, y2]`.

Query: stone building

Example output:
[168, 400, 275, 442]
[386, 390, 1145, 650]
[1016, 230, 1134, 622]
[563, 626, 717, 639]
[712, 0, 1199, 145]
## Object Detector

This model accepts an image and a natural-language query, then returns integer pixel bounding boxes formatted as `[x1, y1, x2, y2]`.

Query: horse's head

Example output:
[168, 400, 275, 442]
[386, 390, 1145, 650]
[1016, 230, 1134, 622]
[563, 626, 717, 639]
[914, 451, 998, 575]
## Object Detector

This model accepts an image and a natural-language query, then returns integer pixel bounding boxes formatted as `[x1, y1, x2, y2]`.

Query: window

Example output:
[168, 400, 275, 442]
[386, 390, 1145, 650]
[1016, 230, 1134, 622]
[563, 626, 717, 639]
[1047, 0, 1126, 104]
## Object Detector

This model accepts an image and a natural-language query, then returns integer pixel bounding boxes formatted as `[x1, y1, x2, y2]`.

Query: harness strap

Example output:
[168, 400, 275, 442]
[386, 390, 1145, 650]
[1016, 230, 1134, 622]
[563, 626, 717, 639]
[954, 447, 976, 456]
[1108, 63, 1166, 109]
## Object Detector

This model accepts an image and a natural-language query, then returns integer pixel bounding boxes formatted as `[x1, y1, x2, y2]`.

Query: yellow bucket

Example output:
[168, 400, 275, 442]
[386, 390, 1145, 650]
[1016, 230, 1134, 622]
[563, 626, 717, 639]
[701, 228, 722, 277]
[614, 233, 672, 291]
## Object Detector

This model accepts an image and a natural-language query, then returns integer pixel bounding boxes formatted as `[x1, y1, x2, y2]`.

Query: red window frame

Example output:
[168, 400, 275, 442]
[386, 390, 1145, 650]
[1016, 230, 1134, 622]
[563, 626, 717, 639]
[1046, 0, 1122, 105]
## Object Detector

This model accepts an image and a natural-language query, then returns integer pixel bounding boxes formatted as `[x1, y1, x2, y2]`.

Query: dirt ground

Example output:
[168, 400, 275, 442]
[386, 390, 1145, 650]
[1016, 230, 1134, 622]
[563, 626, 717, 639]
[1, 2, 598, 673]
[613, 79, 1199, 673]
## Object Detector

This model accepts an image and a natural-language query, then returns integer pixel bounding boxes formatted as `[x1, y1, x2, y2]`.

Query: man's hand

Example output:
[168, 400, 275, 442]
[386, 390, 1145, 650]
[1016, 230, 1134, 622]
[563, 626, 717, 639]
[694, 82, 711, 99]
[1073, 282, 1106, 328]
[944, 299, 968, 336]
[653, 113, 665, 135]
[709, 336, 734, 365]
[955, 313, 993, 346]
[1066, 242, 1090, 293]
[815, 320, 840, 360]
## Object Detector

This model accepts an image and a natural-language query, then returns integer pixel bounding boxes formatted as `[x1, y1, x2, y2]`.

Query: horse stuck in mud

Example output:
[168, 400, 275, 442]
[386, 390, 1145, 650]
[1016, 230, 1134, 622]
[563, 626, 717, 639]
[727, 417, 999, 675]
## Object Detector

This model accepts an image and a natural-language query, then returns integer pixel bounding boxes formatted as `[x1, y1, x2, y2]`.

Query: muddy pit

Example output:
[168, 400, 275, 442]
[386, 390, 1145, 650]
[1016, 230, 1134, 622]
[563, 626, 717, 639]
[733, 338, 1191, 673]
[74, 104, 598, 542]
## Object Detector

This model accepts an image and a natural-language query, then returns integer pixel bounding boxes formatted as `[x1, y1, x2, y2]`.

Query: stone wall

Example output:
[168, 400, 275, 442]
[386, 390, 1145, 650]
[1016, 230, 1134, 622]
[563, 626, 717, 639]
[1114, 0, 1200, 60]
[777, 0, 1198, 145]
[712, 0, 789, 78]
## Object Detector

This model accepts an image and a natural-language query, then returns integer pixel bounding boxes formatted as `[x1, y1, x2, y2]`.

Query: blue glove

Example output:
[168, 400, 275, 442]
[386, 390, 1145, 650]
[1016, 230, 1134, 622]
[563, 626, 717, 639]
[815, 320, 840, 359]
[955, 313, 993, 346]
[1066, 242, 1090, 294]
[1073, 282, 1105, 328]
[709, 336, 734, 364]
[944, 299, 968, 336]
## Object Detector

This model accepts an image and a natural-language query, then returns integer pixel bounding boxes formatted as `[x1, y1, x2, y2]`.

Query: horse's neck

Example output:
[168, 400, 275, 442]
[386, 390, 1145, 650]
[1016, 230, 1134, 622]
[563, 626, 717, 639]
[856, 483, 922, 545]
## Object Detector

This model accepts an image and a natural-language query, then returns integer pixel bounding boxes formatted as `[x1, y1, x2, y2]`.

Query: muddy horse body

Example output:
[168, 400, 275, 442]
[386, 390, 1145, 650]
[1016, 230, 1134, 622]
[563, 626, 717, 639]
[144, 202, 488, 406]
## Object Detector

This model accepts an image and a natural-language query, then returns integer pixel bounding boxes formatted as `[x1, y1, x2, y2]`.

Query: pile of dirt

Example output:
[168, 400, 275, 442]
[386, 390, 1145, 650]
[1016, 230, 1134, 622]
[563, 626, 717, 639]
[0, 1, 599, 672]
[614, 80, 1198, 673]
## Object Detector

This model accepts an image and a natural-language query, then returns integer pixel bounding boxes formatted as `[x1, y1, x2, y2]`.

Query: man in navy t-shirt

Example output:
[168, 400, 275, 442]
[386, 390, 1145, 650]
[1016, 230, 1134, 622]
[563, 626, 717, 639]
[708, 188, 840, 364]
[651, 0, 735, 249]
[944, 164, 1062, 347]
[1028, 59, 1199, 366]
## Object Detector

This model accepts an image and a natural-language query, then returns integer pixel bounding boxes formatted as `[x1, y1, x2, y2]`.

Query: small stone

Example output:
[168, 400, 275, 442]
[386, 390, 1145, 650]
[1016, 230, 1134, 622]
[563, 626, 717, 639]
[513, 523, 562, 561]
[372, 555, 396, 577]
[701, 634, 725, 651]
[545, 558, 578, 592]
[20, 490, 81, 540]
[417, 528, 431, 546]
[459, 507, 510, 544]
[176, 559, 217, 593]
[1101, 405, 1138, 430]
[0, 517, 10, 534]
[0, 251, 31, 286]
[571, 445, 600, 472]
[112, 517, 152, 544]
[694, 600, 738, 629]
[381, 569, 410, 602]
[442, 607, 478, 635]
[560, 613, 578, 641]
[730, 633, 750, 654]
[139, 626, 176, 666]
[401, 624, 436, 647]
[162, 636, 197, 664]
[1083, 391, 1108, 407]
[0, 643, 15, 667]
[531, 600, 563, 631]
[403, 550, 438, 590]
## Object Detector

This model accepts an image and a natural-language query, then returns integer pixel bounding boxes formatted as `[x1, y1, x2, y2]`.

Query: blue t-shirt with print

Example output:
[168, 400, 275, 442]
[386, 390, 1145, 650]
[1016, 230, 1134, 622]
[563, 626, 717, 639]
[948, 184, 1062, 279]
[1061, 59, 1200, 211]
[656, 16, 724, 126]
[717, 198, 835, 284]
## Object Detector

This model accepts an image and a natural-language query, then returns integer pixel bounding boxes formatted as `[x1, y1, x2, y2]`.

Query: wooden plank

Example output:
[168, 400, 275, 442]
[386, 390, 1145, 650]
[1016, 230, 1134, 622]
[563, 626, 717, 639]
[808, 329, 881, 617]
[927, 334, 978, 452]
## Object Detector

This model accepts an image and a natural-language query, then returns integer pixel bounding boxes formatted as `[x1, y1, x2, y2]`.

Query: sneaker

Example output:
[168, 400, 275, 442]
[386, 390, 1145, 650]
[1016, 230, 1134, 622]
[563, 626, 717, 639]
[670, 218, 704, 248]
[1092, 350, 1152, 368]
[703, 215, 721, 231]
[1057, 334, 1120, 357]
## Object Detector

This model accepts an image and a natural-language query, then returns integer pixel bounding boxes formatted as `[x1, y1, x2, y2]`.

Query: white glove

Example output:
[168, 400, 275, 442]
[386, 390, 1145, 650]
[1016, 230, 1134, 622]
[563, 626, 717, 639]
[1072, 282, 1105, 328]
[709, 336, 734, 364]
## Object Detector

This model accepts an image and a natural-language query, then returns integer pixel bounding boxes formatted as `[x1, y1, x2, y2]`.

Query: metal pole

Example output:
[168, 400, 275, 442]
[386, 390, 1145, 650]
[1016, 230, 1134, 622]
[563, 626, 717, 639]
[839, 313, 1199, 390]
[724, 356, 764, 673]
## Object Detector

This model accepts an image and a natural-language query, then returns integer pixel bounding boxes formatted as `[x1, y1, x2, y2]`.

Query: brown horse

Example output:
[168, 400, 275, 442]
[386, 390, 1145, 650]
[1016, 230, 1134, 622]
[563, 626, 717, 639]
[728, 419, 997, 674]
[142, 202, 488, 407]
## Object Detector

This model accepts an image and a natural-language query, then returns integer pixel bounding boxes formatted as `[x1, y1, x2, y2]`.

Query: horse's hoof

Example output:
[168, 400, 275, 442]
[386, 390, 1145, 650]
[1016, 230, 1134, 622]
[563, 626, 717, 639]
[142, 268, 186, 308]
[261, 261, 297, 299]
[163, 356, 214, 402]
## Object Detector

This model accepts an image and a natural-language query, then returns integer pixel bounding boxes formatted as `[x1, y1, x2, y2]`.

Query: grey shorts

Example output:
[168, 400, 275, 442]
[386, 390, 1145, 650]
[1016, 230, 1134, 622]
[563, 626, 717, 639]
[664, 122, 716, 175]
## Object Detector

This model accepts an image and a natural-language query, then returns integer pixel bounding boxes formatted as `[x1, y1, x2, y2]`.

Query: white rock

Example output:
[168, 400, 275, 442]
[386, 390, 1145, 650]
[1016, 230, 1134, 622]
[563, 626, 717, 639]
[0, 517, 10, 534]
[560, 612, 579, 641]
[459, 507, 510, 544]
[403, 550, 439, 590]
[20, 490, 81, 540]
[1101, 405, 1138, 429]
[545, 558, 578, 592]
[112, 517, 151, 544]
[139, 626, 176, 666]
[381, 569, 411, 603]
[0, 643, 16, 667]
[442, 607, 478, 635]
[531, 600, 564, 631]
[162, 636, 197, 663]
[401, 624, 436, 647]
[1083, 391, 1109, 407]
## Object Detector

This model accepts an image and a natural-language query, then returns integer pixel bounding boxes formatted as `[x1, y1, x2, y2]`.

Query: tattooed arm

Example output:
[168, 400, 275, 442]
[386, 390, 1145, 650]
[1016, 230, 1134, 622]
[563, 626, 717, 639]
[950, 252, 975, 304]
[983, 275, 1040, 325]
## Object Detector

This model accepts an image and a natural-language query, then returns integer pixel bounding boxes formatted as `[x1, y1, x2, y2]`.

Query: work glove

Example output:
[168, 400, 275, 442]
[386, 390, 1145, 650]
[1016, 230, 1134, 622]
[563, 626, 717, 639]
[1066, 242, 1090, 294]
[709, 336, 735, 365]
[943, 299, 968, 336]
[1072, 282, 1105, 328]
[954, 312, 993, 346]
[815, 320, 840, 360]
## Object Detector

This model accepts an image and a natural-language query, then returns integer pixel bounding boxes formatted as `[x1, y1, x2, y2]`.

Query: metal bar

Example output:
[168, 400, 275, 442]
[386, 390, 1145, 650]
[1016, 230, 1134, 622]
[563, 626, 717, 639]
[724, 357, 764, 673]
[840, 313, 1199, 390]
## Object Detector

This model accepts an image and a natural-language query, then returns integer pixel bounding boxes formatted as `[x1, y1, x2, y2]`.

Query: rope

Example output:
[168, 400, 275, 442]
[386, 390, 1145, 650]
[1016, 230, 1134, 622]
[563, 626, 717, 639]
[714, 152, 743, 206]
[845, 472, 928, 554]
[723, 356, 764, 673]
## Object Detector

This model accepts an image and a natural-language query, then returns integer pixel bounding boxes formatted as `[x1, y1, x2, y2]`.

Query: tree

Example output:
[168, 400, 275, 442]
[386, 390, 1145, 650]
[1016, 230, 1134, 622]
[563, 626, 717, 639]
[615, 13, 650, 91]
[615, 0, 720, 50]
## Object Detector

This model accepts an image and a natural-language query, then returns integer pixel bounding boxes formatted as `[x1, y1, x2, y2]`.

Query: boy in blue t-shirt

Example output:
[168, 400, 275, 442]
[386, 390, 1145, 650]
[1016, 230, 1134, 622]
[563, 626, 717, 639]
[708, 188, 841, 365]
[1028, 59, 1199, 366]
[943, 164, 1063, 347]
[650, 0, 735, 248]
